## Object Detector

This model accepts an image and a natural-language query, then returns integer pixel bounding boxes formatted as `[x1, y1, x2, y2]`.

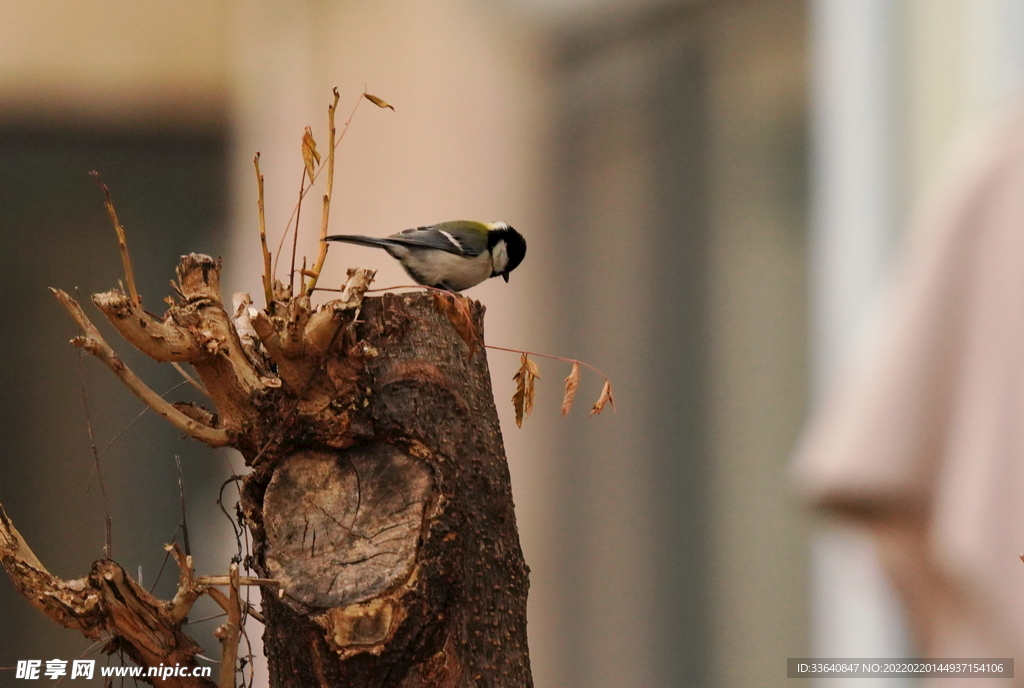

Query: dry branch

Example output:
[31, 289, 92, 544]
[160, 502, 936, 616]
[251, 268, 374, 392]
[90, 172, 141, 308]
[90, 290, 199, 362]
[254, 153, 274, 309]
[87, 254, 268, 440]
[52, 288, 231, 447]
[215, 564, 241, 688]
[305, 87, 341, 295]
[0, 505, 215, 688]
[166, 543, 202, 624]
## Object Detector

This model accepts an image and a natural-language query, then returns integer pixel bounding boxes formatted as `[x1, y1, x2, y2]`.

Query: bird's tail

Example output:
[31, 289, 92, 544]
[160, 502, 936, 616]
[324, 234, 394, 250]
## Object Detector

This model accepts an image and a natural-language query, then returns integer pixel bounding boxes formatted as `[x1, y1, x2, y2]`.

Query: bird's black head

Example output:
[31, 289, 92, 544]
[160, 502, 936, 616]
[488, 223, 527, 282]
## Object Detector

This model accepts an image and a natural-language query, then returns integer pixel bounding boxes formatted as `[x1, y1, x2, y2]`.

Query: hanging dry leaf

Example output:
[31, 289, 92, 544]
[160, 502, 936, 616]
[589, 378, 615, 417]
[511, 353, 540, 428]
[364, 93, 396, 111]
[561, 361, 580, 417]
[301, 127, 321, 179]
[432, 292, 479, 355]
[524, 356, 540, 382]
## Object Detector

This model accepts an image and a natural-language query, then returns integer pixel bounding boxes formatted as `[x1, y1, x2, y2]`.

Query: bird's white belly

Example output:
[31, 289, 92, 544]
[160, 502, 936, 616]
[397, 248, 493, 291]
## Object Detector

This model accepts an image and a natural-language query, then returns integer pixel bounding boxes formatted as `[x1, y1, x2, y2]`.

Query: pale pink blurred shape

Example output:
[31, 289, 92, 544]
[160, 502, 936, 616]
[795, 103, 1024, 684]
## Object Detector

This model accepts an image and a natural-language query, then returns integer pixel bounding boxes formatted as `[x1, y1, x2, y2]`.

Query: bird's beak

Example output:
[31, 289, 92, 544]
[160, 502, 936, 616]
[502, 273, 510, 283]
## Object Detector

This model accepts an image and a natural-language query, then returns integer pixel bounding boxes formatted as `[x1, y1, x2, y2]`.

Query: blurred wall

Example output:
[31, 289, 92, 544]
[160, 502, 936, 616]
[0, 0, 229, 129]
[542, 3, 809, 687]
[703, 5, 809, 686]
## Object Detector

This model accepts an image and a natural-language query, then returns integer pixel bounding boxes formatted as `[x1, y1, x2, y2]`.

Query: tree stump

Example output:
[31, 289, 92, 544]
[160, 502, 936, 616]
[0, 253, 532, 688]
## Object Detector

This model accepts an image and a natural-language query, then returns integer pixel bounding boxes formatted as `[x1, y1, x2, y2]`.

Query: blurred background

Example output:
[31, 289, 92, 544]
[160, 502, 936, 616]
[2, 1, 1023, 686]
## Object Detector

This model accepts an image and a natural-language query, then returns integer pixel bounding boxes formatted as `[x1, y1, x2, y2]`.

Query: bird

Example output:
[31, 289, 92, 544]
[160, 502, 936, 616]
[325, 221, 526, 292]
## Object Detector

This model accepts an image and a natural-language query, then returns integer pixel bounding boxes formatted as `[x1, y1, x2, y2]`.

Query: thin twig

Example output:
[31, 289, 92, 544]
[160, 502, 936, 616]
[217, 475, 245, 553]
[171, 362, 208, 397]
[288, 167, 307, 296]
[336, 90, 366, 152]
[270, 90, 363, 293]
[148, 524, 181, 593]
[206, 587, 231, 614]
[184, 611, 228, 625]
[206, 588, 265, 625]
[312, 283, 451, 297]
[271, 167, 304, 288]
[254, 153, 274, 309]
[174, 456, 191, 557]
[217, 564, 241, 688]
[305, 87, 341, 295]
[167, 542, 203, 623]
[361, 283, 455, 295]
[196, 575, 279, 587]
[485, 344, 611, 381]
[89, 172, 140, 307]
[49, 632, 116, 688]
[76, 342, 112, 561]
[86, 380, 189, 492]
[245, 601, 264, 625]
[239, 616, 256, 688]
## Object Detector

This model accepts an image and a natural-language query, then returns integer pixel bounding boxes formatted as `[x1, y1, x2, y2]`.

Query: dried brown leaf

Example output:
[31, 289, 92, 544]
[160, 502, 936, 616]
[432, 292, 478, 355]
[511, 353, 540, 428]
[590, 378, 615, 417]
[561, 361, 580, 416]
[301, 127, 321, 179]
[364, 93, 396, 111]
[524, 356, 540, 379]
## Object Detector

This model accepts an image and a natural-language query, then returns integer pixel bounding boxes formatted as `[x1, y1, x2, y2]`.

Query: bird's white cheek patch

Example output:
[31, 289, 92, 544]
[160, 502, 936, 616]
[491, 240, 509, 274]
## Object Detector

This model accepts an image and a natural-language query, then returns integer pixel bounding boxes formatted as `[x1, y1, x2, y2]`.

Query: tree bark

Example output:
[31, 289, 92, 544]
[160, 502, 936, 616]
[249, 292, 531, 688]
[0, 254, 532, 688]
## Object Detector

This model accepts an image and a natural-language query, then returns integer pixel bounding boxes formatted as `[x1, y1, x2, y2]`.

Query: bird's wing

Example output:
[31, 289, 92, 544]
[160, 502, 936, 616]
[386, 226, 484, 256]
